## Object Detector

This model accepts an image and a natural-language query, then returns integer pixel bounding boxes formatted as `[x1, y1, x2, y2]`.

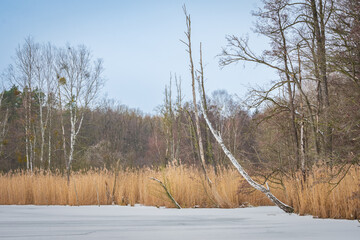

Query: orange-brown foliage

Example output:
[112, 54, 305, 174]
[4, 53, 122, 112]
[0, 165, 358, 219]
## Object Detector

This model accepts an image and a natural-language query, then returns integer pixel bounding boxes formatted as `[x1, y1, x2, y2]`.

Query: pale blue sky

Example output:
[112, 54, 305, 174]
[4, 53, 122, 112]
[0, 0, 277, 114]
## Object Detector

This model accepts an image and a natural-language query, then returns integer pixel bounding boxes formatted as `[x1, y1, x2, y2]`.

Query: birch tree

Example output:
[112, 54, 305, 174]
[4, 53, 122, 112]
[198, 49, 294, 213]
[178, 4, 294, 212]
[33, 43, 56, 168]
[56, 45, 104, 182]
[161, 76, 176, 165]
[7, 37, 39, 171]
[200, 92, 294, 212]
[160, 74, 183, 165]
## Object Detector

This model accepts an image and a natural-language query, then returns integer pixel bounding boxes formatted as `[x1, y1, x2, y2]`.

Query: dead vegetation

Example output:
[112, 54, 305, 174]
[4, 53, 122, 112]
[0, 165, 358, 219]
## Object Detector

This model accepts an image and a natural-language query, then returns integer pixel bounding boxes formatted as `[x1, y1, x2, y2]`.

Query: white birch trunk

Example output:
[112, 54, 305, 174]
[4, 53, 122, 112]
[48, 107, 52, 169]
[67, 110, 84, 182]
[25, 127, 29, 169]
[39, 98, 45, 164]
[300, 121, 305, 170]
[67, 106, 76, 182]
[24, 89, 30, 170]
[25, 90, 33, 171]
[58, 88, 67, 170]
[199, 96, 294, 213]
[30, 124, 35, 171]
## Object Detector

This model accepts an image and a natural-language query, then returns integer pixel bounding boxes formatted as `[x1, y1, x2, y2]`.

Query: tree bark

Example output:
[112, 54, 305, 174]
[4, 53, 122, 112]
[199, 91, 294, 213]
[182, 7, 211, 185]
[310, 0, 332, 157]
[199, 43, 216, 174]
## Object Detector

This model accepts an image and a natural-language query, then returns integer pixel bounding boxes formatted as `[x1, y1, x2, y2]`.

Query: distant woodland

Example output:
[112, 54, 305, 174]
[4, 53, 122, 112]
[0, 0, 359, 175]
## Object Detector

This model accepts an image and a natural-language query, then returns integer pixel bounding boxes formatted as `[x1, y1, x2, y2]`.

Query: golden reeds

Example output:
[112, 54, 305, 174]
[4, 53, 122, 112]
[284, 165, 360, 219]
[0, 165, 358, 219]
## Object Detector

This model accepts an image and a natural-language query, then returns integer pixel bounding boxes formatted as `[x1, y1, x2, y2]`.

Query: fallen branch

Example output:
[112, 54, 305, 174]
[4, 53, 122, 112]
[150, 177, 181, 209]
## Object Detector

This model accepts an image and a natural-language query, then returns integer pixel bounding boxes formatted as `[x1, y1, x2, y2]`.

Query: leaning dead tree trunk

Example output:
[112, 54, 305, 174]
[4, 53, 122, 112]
[198, 84, 294, 213]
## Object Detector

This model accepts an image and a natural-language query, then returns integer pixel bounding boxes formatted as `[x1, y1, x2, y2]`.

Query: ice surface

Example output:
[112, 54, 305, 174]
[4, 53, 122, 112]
[0, 205, 358, 240]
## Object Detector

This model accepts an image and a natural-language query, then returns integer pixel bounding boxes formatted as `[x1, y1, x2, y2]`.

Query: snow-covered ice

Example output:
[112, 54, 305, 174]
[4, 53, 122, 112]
[0, 205, 358, 239]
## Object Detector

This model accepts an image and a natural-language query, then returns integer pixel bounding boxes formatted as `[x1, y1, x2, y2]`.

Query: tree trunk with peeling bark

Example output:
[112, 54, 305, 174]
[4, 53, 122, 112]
[199, 36, 294, 209]
[199, 87, 294, 213]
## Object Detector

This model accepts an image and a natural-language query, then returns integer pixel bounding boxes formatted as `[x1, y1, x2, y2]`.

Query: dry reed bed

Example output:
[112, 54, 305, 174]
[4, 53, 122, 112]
[284, 166, 360, 219]
[0, 165, 358, 219]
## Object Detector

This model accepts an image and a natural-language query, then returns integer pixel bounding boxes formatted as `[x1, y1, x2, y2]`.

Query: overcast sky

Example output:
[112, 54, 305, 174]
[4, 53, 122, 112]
[0, 0, 278, 114]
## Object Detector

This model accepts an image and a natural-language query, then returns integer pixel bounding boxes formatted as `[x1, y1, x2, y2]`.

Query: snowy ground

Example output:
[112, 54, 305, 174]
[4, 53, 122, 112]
[0, 205, 358, 240]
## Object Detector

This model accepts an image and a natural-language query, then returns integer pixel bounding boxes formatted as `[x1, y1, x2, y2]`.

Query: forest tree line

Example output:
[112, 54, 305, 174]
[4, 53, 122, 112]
[0, 0, 359, 177]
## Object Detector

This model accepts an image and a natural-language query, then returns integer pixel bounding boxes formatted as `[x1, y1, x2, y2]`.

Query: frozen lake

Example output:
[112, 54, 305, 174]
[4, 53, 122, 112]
[0, 205, 358, 239]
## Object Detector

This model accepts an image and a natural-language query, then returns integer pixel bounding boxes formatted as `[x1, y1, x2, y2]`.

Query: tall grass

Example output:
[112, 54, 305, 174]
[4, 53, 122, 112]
[0, 165, 358, 219]
[284, 165, 360, 219]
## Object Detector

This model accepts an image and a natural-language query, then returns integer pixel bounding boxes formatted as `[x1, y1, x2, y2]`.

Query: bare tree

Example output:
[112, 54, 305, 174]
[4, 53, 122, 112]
[56, 45, 104, 182]
[161, 75, 176, 165]
[218, 0, 339, 167]
[177, 1, 294, 211]
[160, 74, 184, 166]
[308, 0, 334, 157]
[0, 83, 9, 157]
[198, 56, 294, 212]
[181, 6, 211, 184]
[33, 43, 57, 168]
[182, 6, 229, 207]
[220, 0, 303, 167]
[330, 0, 360, 88]
[7, 37, 39, 171]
